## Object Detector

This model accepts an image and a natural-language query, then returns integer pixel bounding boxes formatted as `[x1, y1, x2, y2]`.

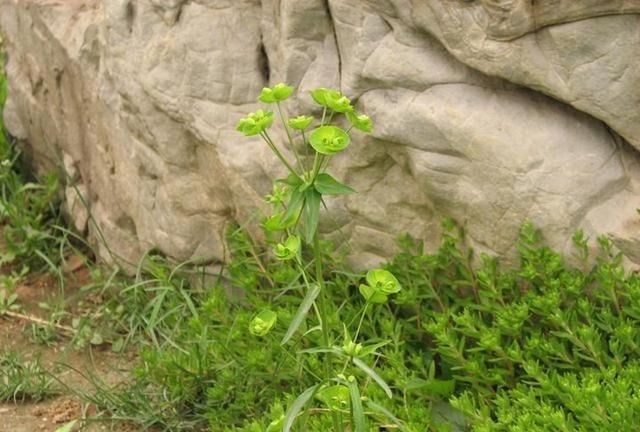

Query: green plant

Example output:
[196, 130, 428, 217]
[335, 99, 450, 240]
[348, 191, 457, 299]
[0, 350, 55, 402]
[388, 220, 640, 431]
[0, 52, 73, 280]
[236, 84, 406, 432]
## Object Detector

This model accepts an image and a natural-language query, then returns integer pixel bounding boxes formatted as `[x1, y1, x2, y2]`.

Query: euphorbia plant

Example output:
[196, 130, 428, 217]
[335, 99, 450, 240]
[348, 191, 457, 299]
[237, 84, 402, 431]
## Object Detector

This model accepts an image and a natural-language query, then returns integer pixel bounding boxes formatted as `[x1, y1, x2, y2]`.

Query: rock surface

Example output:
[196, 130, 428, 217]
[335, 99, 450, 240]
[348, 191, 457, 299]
[1, 0, 639, 267]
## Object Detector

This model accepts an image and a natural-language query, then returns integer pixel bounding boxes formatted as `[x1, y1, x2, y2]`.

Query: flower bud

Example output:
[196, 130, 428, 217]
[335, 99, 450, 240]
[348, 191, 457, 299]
[249, 309, 277, 336]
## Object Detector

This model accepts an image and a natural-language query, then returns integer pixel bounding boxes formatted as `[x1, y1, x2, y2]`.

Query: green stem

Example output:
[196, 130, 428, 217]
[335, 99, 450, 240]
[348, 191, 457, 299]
[353, 303, 369, 343]
[311, 153, 325, 182]
[313, 232, 343, 432]
[321, 107, 327, 126]
[261, 131, 300, 178]
[327, 110, 335, 124]
[276, 102, 305, 172]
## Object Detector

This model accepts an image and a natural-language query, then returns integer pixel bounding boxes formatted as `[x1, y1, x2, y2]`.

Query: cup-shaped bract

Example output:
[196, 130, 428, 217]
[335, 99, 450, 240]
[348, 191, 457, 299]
[249, 309, 278, 336]
[316, 384, 350, 411]
[359, 284, 388, 304]
[309, 125, 351, 155]
[366, 269, 401, 294]
[288, 115, 314, 130]
[273, 235, 301, 260]
[259, 83, 294, 103]
[236, 109, 274, 136]
[346, 111, 373, 133]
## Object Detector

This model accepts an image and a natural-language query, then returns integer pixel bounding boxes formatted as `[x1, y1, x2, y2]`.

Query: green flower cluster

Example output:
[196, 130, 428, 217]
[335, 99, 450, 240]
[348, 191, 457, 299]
[359, 269, 402, 304]
[236, 109, 274, 136]
[249, 309, 278, 337]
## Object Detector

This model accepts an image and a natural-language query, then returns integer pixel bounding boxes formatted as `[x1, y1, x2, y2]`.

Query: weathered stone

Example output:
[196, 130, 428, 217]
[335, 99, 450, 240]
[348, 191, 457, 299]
[1, 0, 639, 268]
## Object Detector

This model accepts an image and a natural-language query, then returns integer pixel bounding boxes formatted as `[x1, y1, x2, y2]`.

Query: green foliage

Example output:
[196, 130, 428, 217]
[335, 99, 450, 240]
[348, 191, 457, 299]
[0, 350, 55, 402]
[0, 53, 68, 274]
[388, 220, 640, 431]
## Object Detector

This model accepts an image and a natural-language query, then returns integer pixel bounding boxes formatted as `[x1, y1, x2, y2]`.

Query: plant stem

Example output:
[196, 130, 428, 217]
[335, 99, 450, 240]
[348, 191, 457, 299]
[313, 232, 343, 432]
[276, 102, 305, 172]
[353, 303, 369, 343]
[311, 153, 324, 182]
[261, 131, 300, 178]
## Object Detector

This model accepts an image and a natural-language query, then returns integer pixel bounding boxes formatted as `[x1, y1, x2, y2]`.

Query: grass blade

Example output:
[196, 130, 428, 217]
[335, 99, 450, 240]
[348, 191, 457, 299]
[281, 283, 321, 345]
[283, 384, 318, 432]
[347, 378, 366, 432]
[353, 357, 392, 398]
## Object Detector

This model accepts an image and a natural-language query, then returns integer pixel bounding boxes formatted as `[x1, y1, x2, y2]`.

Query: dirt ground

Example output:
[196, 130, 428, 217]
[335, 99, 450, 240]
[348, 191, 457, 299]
[0, 265, 134, 432]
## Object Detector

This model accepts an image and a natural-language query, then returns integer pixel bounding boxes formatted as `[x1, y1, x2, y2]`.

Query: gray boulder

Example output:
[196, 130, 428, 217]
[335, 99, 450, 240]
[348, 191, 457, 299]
[1, 0, 639, 267]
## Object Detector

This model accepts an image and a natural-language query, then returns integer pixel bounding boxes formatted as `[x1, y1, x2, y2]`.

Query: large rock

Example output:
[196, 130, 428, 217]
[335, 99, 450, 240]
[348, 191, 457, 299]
[1, 0, 639, 268]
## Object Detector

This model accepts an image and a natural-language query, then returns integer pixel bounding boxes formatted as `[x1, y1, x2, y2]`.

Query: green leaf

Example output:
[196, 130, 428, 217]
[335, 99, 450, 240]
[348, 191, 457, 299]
[281, 283, 321, 345]
[278, 173, 303, 188]
[301, 189, 321, 244]
[281, 186, 304, 224]
[263, 211, 297, 232]
[314, 173, 356, 195]
[359, 284, 388, 304]
[366, 401, 406, 430]
[353, 357, 393, 398]
[298, 346, 345, 357]
[359, 340, 391, 357]
[54, 421, 78, 432]
[347, 378, 366, 432]
[283, 384, 319, 432]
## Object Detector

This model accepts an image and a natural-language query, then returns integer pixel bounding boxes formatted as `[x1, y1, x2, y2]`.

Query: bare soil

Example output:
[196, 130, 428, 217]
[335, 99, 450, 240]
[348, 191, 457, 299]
[0, 264, 134, 432]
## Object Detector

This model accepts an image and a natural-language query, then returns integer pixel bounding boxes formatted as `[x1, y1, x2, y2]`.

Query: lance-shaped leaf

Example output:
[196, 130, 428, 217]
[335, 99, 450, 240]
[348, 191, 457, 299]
[281, 283, 321, 345]
[353, 357, 393, 398]
[314, 173, 356, 195]
[283, 385, 319, 432]
[301, 188, 321, 244]
[347, 377, 366, 432]
[309, 126, 351, 155]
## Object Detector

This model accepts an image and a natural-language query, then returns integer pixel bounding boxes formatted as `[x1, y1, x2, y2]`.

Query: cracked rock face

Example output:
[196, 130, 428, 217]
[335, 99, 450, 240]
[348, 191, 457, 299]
[1, 0, 639, 267]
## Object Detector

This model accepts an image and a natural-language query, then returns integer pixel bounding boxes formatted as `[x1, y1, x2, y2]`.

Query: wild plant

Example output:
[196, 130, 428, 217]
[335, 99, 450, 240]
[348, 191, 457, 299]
[0, 350, 55, 402]
[236, 84, 402, 431]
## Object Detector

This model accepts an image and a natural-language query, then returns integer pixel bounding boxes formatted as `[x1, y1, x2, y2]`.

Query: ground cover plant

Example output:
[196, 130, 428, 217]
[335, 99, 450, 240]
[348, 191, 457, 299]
[1, 76, 639, 432]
